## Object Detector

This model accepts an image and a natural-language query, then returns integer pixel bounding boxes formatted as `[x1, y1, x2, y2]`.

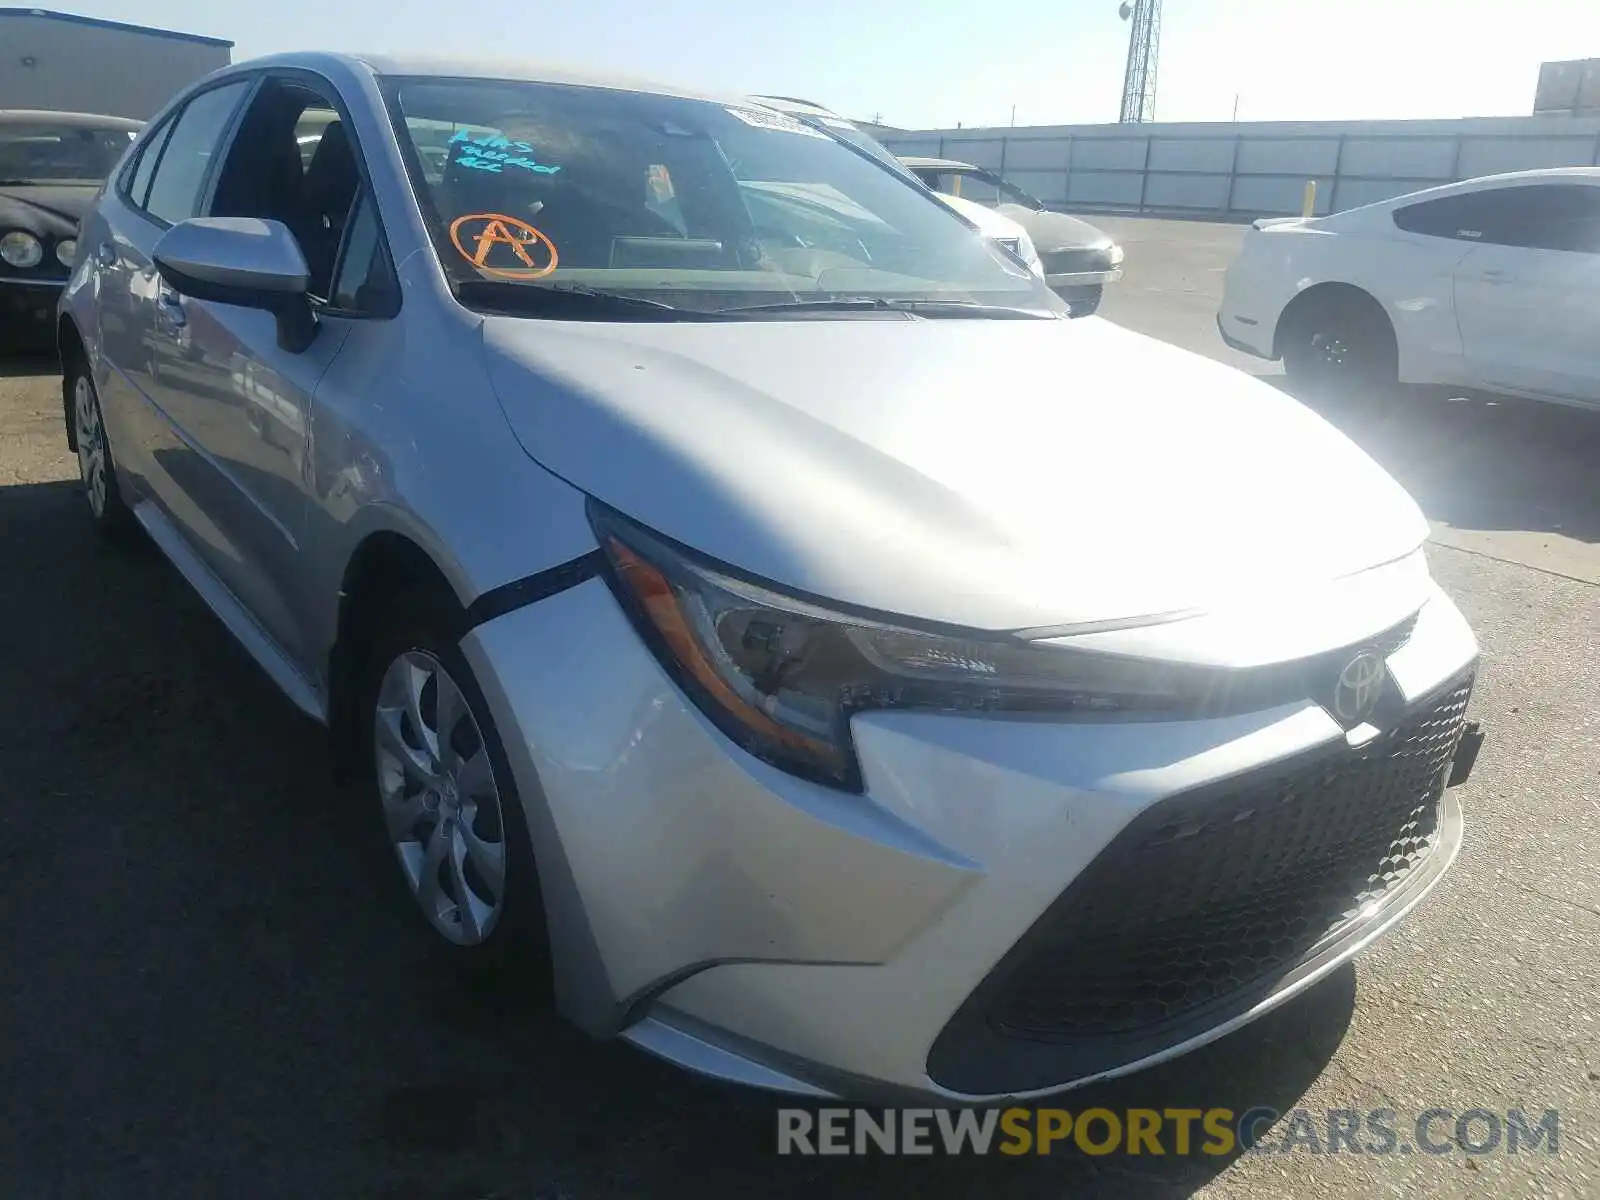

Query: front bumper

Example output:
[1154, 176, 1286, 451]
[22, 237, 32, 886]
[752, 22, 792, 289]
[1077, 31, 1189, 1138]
[1216, 310, 1274, 360]
[462, 574, 1480, 1103]
[1, 278, 65, 341]
[1046, 268, 1122, 288]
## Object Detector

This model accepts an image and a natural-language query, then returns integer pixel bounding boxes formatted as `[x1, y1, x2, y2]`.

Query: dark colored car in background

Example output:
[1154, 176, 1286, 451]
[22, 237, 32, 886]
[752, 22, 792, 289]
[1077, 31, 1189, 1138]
[1, 110, 141, 346]
[901, 157, 1125, 313]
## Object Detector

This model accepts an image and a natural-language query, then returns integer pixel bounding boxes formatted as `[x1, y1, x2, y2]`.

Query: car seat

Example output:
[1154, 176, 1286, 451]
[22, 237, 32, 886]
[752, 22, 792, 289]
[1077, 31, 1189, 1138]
[297, 121, 361, 294]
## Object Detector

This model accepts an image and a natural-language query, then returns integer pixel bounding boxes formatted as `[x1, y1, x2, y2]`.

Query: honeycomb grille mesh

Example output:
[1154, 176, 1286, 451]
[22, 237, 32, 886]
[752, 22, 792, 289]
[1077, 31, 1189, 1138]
[987, 677, 1473, 1043]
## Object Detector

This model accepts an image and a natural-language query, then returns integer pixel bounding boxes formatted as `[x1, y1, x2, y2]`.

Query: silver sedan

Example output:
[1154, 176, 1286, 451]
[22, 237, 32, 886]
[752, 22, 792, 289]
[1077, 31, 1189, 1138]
[60, 52, 1481, 1104]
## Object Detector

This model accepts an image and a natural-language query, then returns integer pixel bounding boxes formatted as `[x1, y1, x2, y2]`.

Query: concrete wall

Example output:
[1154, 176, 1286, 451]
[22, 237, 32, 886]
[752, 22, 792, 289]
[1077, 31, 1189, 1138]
[0, 14, 231, 119]
[880, 115, 1600, 218]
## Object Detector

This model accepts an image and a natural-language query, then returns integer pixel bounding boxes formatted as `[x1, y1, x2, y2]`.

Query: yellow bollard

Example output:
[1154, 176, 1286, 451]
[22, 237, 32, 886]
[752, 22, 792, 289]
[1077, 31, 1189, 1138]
[1301, 179, 1317, 218]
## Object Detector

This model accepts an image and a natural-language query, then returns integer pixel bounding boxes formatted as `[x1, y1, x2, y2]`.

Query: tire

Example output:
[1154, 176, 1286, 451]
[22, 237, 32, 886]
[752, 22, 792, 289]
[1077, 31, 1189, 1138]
[66, 360, 137, 541]
[1054, 284, 1102, 316]
[361, 588, 550, 983]
[1280, 293, 1398, 400]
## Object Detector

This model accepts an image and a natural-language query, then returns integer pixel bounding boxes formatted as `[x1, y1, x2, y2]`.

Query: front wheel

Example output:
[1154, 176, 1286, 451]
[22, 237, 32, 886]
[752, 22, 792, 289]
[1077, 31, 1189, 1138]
[1054, 284, 1102, 316]
[363, 591, 550, 980]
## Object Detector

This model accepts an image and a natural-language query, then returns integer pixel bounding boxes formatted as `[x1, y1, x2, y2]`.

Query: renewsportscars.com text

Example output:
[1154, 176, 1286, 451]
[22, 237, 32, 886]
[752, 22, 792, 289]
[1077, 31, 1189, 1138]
[777, 1106, 1561, 1157]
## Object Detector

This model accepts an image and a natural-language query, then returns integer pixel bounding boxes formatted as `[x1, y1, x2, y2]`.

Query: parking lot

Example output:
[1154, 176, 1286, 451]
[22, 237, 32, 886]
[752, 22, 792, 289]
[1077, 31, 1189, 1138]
[1, 217, 1595, 1199]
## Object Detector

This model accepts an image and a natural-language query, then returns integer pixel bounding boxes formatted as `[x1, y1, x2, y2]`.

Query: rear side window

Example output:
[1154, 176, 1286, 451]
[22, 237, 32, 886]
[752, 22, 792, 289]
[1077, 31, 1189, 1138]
[1393, 184, 1600, 254]
[124, 118, 174, 208]
[1394, 191, 1516, 242]
[143, 81, 252, 225]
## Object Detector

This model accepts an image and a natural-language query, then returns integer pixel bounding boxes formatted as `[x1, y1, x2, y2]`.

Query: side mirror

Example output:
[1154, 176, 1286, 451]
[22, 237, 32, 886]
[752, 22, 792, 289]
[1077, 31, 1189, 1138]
[152, 217, 318, 353]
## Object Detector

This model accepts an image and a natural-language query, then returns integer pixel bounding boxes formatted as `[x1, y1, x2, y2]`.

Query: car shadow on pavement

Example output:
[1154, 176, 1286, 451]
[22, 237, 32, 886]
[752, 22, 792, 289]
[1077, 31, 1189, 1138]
[0, 347, 56, 377]
[0, 475, 1358, 1200]
[1268, 377, 1600, 547]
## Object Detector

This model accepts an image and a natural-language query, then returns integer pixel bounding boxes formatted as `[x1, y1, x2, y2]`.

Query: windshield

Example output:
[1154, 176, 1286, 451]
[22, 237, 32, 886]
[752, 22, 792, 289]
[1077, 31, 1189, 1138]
[918, 167, 1045, 212]
[802, 118, 916, 178]
[384, 78, 1056, 316]
[0, 123, 136, 184]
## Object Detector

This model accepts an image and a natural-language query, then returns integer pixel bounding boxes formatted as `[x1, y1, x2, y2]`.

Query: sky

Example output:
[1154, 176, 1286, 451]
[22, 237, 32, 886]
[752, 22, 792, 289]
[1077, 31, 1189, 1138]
[56, 0, 1600, 129]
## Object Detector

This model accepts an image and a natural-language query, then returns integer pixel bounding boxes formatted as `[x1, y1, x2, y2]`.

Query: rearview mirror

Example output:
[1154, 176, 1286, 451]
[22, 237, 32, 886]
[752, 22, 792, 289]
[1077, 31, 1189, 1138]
[152, 217, 318, 352]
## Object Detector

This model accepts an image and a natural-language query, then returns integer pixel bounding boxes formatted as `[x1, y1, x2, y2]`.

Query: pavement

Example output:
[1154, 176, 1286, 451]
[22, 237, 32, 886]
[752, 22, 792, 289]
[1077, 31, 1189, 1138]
[0, 219, 1595, 1199]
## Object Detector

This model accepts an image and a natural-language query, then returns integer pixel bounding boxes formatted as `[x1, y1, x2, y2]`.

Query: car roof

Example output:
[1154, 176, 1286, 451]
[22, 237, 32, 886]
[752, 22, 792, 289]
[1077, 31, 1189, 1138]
[1461, 165, 1600, 184]
[230, 51, 744, 108]
[0, 109, 143, 130]
[897, 156, 983, 172]
[1329, 164, 1600, 220]
[1431, 165, 1600, 197]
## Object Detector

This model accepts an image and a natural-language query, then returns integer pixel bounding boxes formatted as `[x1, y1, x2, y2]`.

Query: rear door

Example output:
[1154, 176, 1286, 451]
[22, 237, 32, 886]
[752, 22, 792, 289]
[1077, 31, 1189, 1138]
[1444, 183, 1600, 403]
[91, 82, 252, 487]
[89, 108, 176, 477]
[101, 78, 255, 508]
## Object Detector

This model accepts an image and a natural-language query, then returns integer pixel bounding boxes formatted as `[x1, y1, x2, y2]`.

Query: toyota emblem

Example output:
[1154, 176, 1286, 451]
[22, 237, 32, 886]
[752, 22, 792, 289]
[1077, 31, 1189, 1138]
[1330, 650, 1387, 726]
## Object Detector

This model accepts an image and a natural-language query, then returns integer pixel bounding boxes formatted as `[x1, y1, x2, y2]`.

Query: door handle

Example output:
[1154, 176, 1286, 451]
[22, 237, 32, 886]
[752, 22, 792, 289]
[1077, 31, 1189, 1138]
[1479, 268, 1511, 283]
[95, 242, 117, 269]
[155, 290, 187, 331]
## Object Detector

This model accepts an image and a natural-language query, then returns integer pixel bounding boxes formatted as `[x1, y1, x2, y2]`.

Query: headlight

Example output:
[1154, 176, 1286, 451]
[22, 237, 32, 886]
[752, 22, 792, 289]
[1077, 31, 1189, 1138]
[1107, 243, 1125, 266]
[591, 504, 1190, 790]
[1008, 229, 1043, 277]
[1, 230, 43, 269]
[55, 238, 77, 267]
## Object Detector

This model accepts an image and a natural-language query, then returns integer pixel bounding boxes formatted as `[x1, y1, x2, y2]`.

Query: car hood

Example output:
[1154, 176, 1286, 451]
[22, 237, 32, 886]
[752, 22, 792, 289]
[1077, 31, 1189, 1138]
[481, 314, 1428, 632]
[999, 205, 1113, 252]
[0, 184, 93, 236]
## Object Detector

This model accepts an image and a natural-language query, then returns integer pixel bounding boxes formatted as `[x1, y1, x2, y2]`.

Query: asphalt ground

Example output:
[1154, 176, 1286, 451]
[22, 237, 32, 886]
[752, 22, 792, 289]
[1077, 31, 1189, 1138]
[0, 219, 1595, 1198]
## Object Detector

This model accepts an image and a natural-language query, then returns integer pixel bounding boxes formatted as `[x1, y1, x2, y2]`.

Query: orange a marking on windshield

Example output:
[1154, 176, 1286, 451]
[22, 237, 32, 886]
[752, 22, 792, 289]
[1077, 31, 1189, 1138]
[448, 213, 559, 279]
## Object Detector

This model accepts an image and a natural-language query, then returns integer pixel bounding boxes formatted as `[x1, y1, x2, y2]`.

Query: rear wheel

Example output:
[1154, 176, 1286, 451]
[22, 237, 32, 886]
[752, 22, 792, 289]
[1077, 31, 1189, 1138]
[1280, 292, 1398, 399]
[362, 590, 549, 981]
[67, 364, 136, 540]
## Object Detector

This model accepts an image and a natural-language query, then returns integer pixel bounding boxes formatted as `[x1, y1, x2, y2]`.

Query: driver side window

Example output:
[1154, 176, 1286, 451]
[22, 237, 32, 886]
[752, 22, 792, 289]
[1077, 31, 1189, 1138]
[205, 77, 371, 303]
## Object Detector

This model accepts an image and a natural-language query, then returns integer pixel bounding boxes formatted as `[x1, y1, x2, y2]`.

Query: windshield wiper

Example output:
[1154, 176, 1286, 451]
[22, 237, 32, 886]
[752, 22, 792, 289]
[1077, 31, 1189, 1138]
[720, 297, 1056, 319]
[455, 279, 727, 321]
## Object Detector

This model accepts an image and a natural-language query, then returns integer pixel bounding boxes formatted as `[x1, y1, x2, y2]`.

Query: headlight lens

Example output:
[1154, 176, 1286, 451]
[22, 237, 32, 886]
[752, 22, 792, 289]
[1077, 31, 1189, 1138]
[55, 238, 77, 267]
[1, 230, 43, 269]
[592, 504, 1190, 790]
[1107, 242, 1125, 266]
[1008, 229, 1043, 276]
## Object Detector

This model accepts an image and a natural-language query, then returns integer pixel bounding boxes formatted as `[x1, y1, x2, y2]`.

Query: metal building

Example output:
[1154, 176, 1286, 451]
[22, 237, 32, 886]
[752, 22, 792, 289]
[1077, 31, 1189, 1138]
[1534, 59, 1600, 117]
[0, 8, 232, 119]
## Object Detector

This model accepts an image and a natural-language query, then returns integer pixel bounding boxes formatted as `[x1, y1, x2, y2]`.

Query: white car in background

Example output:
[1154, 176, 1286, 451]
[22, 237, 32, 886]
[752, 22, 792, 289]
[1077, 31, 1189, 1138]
[902, 157, 1125, 313]
[928, 189, 1045, 280]
[1219, 167, 1600, 407]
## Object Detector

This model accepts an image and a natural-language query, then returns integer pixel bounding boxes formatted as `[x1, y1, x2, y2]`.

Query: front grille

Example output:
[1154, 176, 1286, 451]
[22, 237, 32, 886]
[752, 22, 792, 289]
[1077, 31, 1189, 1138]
[984, 676, 1472, 1043]
[1371, 613, 1418, 656]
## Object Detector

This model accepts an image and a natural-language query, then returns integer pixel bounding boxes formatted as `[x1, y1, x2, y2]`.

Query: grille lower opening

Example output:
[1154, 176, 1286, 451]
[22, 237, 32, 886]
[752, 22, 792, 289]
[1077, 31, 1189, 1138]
[983, 676, 1472, 1044]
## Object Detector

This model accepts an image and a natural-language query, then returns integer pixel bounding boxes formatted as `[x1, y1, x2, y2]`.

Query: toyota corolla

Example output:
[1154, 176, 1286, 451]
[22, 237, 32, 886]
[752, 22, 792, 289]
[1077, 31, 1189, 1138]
[59, 53, 1482, 1103]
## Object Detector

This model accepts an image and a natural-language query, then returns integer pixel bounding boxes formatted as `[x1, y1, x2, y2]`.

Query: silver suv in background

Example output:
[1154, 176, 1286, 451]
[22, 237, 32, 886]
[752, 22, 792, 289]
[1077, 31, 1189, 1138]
[902, 156, 1124, 313]
[749, 96, 1055, 290]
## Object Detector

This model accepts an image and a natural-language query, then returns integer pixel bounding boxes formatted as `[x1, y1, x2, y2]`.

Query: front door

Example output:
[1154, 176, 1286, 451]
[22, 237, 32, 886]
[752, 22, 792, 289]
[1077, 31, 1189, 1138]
[1451, 182, 1600, 405]
[140, 76, 367, 667]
